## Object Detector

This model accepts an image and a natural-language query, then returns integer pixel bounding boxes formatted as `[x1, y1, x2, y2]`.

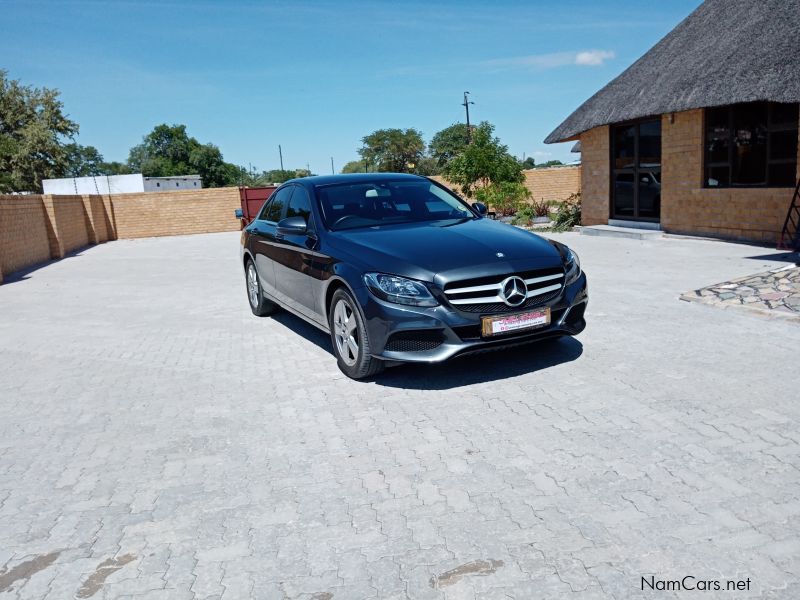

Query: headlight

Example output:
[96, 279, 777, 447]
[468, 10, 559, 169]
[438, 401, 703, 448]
[564, 248, 581, 284]
[363, 273, 438, 307]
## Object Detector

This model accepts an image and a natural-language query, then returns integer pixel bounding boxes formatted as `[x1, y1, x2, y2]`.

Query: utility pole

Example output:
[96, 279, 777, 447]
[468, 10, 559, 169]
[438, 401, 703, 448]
[330, 157, 335, 175]
[462, 91, 475, 143]
[278, 145, 284, 171]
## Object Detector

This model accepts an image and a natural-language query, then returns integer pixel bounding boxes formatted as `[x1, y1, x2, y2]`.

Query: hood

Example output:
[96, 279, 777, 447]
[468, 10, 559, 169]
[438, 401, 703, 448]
[326, 218, 564, 284]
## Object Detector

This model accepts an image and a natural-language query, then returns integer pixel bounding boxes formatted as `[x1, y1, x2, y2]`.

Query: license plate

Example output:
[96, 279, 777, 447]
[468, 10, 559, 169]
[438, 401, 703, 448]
[481, 308, 551, 337]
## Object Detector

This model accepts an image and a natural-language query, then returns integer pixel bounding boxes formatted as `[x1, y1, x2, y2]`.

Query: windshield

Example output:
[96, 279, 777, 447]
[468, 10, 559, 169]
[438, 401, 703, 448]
[315, 180, 476, 231]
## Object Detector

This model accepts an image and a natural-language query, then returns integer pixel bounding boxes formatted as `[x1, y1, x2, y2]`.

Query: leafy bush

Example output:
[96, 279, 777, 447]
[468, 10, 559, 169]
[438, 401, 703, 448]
[513, 204, 536, 226]
[551, 192, 581, 231]
[532, 199, 551, 218]
[512, 199, 552, 226]
[475, 181, 531, 217]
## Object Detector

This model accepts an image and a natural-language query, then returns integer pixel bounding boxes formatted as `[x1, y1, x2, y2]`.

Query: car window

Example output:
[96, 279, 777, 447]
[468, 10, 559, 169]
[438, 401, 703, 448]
[286, 185, 313, 228]
[258, 186, 293, 223]
[315, 180, 474, 230]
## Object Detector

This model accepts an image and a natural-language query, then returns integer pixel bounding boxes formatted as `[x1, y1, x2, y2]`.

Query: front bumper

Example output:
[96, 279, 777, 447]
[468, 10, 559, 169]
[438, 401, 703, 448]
[354, 272, 588, 363]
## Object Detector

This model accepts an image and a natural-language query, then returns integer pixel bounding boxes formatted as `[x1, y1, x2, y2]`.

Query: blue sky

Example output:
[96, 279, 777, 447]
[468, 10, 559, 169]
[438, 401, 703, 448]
[1, 0, 701, 173]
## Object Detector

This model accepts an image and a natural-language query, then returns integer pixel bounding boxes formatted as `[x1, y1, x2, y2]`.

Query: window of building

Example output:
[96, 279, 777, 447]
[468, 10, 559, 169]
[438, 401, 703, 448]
[611, 119, 661, 221]
[705, 101, 798, 188]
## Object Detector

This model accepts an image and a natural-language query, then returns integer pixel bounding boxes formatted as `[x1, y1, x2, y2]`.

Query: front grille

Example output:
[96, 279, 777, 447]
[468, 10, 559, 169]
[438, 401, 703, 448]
[443, 267, 564, 314]
[385, 330, 445, 352]
[452, 289, 562, 313]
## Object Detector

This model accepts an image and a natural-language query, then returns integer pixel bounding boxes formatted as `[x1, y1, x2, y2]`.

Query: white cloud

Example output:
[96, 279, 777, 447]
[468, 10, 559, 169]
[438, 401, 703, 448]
[482, 49, 615, 71]
[574, 50, 615, 66]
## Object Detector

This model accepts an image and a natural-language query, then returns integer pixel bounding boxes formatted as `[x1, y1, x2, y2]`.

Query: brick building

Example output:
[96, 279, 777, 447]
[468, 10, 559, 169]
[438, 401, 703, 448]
[545, 0, 800, 243]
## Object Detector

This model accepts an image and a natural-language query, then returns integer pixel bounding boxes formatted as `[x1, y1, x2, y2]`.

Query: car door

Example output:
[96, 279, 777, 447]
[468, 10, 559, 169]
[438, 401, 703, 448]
[272, 184, 319, 318]
[249, 185, 293, 299]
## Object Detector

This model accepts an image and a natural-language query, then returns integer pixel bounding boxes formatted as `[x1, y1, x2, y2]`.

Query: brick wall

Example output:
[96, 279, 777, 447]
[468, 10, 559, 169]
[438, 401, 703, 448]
[578, 109, 800, 242]
[43, 194, 92, 258]
[661, 109, 800, 243]
[0, 196, 52, 283]
[0, 187, 242, 282]
[522, 166, 581, 203]
[430, 165, 581, 204]
[111, 187, 240, 239]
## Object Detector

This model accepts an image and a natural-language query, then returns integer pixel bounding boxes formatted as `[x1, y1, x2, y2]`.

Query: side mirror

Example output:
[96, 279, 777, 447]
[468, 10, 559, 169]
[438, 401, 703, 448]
[472, 202, 488, 216]
[276, 216, 308, 236]
[234, 208, 243, 219]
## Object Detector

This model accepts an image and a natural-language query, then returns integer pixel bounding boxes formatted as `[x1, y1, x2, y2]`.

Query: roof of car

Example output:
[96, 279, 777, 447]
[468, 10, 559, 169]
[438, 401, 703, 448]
[289, 173, 428, 187]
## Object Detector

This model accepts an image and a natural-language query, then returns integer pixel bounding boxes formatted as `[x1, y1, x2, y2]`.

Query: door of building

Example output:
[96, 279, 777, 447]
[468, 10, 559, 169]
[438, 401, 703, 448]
[611, 119, 661, 221]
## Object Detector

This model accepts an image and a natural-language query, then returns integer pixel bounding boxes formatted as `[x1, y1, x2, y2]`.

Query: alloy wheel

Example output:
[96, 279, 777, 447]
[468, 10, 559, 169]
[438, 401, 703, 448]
[247, 263, 259, 307]
[333, 298, 359, 366]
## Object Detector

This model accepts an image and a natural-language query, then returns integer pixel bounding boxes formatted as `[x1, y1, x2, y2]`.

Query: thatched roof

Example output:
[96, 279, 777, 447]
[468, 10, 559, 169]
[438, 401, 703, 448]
[545, 0, 800, 144]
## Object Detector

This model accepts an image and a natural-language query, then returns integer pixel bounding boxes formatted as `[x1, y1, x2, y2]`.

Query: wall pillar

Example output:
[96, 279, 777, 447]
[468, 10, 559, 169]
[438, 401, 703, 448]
[578, 126, 610, 225]
[80, 195, 99, 244]
[41, 195, 65, 259]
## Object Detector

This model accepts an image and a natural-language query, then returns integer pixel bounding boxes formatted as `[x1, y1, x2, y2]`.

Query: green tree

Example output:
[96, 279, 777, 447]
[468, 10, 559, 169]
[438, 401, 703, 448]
[0, 70, 79, 192]
[63, 143, 104, 176]
[263, 168, 308, 183]
[127, 124, 236, 187]
[413, 156, 439, 176]
[341, 159, 367, 174]
[429, 123, 469, 170]
[521, 156, 536, 169]
[535, 159, 564, 168]
[358, 128, 425, 173]
[99, 161, 132, 175]
[442, 122, 523, 197]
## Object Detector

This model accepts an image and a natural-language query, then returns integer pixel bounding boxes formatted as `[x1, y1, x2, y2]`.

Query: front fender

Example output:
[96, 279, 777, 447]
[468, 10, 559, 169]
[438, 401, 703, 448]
[319, 263, 366, 322]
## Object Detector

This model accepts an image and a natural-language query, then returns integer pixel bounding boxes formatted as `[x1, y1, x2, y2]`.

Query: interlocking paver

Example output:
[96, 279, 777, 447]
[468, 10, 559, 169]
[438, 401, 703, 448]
[1, 231, 799, 598]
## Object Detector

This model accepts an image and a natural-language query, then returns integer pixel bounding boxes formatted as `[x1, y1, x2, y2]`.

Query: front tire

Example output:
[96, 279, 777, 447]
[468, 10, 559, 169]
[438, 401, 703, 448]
[329, 289, 384, 379]
[245, 259, 277, 317]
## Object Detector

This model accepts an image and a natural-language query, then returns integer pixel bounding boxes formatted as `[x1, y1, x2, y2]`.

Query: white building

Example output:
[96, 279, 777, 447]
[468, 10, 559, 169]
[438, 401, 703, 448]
[42, 174, 202, 195]
[144, 175, 202, 192]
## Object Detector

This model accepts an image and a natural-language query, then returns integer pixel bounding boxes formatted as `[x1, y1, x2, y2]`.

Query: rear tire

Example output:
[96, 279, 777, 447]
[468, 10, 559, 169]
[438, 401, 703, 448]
[245, 259, 278, 317]
[329, 288, 384, 379]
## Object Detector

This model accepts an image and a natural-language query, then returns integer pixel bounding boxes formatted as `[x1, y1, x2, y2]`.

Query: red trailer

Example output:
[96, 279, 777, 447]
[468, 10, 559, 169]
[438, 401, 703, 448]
[235, 186, 278, 228]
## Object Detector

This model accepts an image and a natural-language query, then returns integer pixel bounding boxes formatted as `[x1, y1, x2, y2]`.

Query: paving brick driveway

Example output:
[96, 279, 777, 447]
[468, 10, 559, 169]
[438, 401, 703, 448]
[1, 231, 799, 600]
